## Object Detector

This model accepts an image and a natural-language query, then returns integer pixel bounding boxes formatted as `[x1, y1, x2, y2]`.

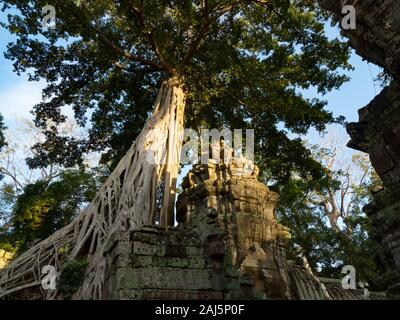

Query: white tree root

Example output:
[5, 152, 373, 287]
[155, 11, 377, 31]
[0, 77, 186, 299]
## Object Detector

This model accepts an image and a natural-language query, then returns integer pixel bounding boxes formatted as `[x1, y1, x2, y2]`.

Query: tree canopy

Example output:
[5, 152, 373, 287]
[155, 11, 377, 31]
[0, 169, 99, 252]
[1, 0, 351, 182]
[276, 145, 386, 288]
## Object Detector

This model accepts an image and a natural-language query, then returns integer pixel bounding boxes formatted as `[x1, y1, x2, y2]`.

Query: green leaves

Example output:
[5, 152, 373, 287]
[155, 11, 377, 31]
[2, 169, 98, 252]
[58, 259, 89, 299]
[2, 0, 351, 179]
[0, 114, 6, 153]
[276, 146, 385, 287]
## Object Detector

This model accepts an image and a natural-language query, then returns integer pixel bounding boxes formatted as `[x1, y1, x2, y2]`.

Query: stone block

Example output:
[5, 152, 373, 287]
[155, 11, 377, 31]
[207, 238, 225, 259]
[186, 246, 203, 257]
[119, 289, 143, 300]
[114, 240, 132, 256]
[167, 257, 188, 268]
[114, 252, 131, 268]
[132, 241, 155, 255]
[165, 245, 186, 258]
[152, 256, 168, 267]
[195, 291, 223, 300]
[116, 268, 141, 290]
[188, 257, 206, 269]
[209, 268, 226, 291]
[130, 255, 152, 268]
[0, 260, 7, 269]
[132, 231, 158, 244]
[141, 290, 192, 300]
[118, 267, 212, 291]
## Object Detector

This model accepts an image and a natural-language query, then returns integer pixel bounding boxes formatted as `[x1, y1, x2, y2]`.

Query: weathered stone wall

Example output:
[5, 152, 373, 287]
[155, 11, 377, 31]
[349, 82, 400, 279]
[102, 156, 378, 300]
[0, 250, 15, 270]
[102, 227, 227, 300]
[347, 82, 400, 187]
[4, 152, 381, 299]
[318, 0, 400, 288]
[177, 157, 292, 299]
[103, 157, 293, 300]
[318, 0, 400, 79]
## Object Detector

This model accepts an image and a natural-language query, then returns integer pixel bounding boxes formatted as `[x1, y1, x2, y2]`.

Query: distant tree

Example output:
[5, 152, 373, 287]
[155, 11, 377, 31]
[0, 114, 5, 153]
[1, 169, 98, 252]
[0, 117, 101, 252]
[276, 138, 385, 287]
[0, 113, 12, 244]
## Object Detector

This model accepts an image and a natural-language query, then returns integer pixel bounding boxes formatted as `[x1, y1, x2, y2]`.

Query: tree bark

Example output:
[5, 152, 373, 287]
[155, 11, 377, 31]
[71, 76, 187, 298]
[322, 200, 341, 233]
[0, 77, 187, 299]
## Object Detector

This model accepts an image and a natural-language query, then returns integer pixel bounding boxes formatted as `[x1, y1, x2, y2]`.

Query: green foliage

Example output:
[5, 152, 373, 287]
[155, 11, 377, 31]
[0, 113, 6, 153]
[0, 113, 7, 182]
[1, 0, 351, 183]
[0, 170, 98, 252]
[0, 242, 16, 252]
[58, 259, 89, 299]
[276, 154, 386, 288]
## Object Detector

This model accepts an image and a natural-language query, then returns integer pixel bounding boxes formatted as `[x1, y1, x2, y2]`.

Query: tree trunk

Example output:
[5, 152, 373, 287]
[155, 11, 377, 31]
[73, 76, 187, 299]
[322, 201, 341, 233]
[0, 77, 187, 299]
[327, 211, 340, 233]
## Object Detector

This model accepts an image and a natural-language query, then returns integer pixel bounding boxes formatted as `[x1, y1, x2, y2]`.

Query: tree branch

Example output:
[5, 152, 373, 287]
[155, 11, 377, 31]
[182, 1, 240, 65]
[77, 2, 167, 72]
[0, 167, 23, 190]
[126, 2, 174, 74]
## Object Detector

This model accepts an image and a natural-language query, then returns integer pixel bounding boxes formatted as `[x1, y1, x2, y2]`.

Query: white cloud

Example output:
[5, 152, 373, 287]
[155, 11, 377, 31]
[0, 80, 44, 127]
[0, 80, 77, 129]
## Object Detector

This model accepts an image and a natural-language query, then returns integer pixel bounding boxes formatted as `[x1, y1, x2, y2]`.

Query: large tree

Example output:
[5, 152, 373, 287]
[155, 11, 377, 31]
[0, 0, 352, 298]
[2, 0, 351, 214]
[276, 143, 386, 287]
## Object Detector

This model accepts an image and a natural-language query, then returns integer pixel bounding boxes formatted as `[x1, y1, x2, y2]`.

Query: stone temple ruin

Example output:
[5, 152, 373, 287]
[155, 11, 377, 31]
[1, 0, 400, 300]
[0, 250, 14, 270]
[101, 153, 378, 300]
[1, 147, 381, 299]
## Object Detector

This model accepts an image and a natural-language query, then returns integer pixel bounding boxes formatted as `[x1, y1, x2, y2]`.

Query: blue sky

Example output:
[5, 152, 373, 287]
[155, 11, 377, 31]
[0, 7, 384, 229]
[0, 10, 383, 150]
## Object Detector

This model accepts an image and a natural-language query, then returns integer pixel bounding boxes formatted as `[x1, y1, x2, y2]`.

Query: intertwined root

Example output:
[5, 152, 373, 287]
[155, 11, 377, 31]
[0, 77, 186, 299]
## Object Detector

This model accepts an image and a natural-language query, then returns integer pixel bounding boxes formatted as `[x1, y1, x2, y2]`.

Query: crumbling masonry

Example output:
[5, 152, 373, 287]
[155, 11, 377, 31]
[318, 0, 400, 292]
[102, 156, 379, 300]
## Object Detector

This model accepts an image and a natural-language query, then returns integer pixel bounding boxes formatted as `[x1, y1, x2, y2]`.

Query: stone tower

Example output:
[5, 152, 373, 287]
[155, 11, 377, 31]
[101, 152, 294, 299]
[2, 151, 379, 299]
[176, 155, 292, 299]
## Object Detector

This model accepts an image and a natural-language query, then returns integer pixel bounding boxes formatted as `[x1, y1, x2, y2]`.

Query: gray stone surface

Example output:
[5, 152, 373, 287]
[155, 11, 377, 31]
[319, 0, 400, 284]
